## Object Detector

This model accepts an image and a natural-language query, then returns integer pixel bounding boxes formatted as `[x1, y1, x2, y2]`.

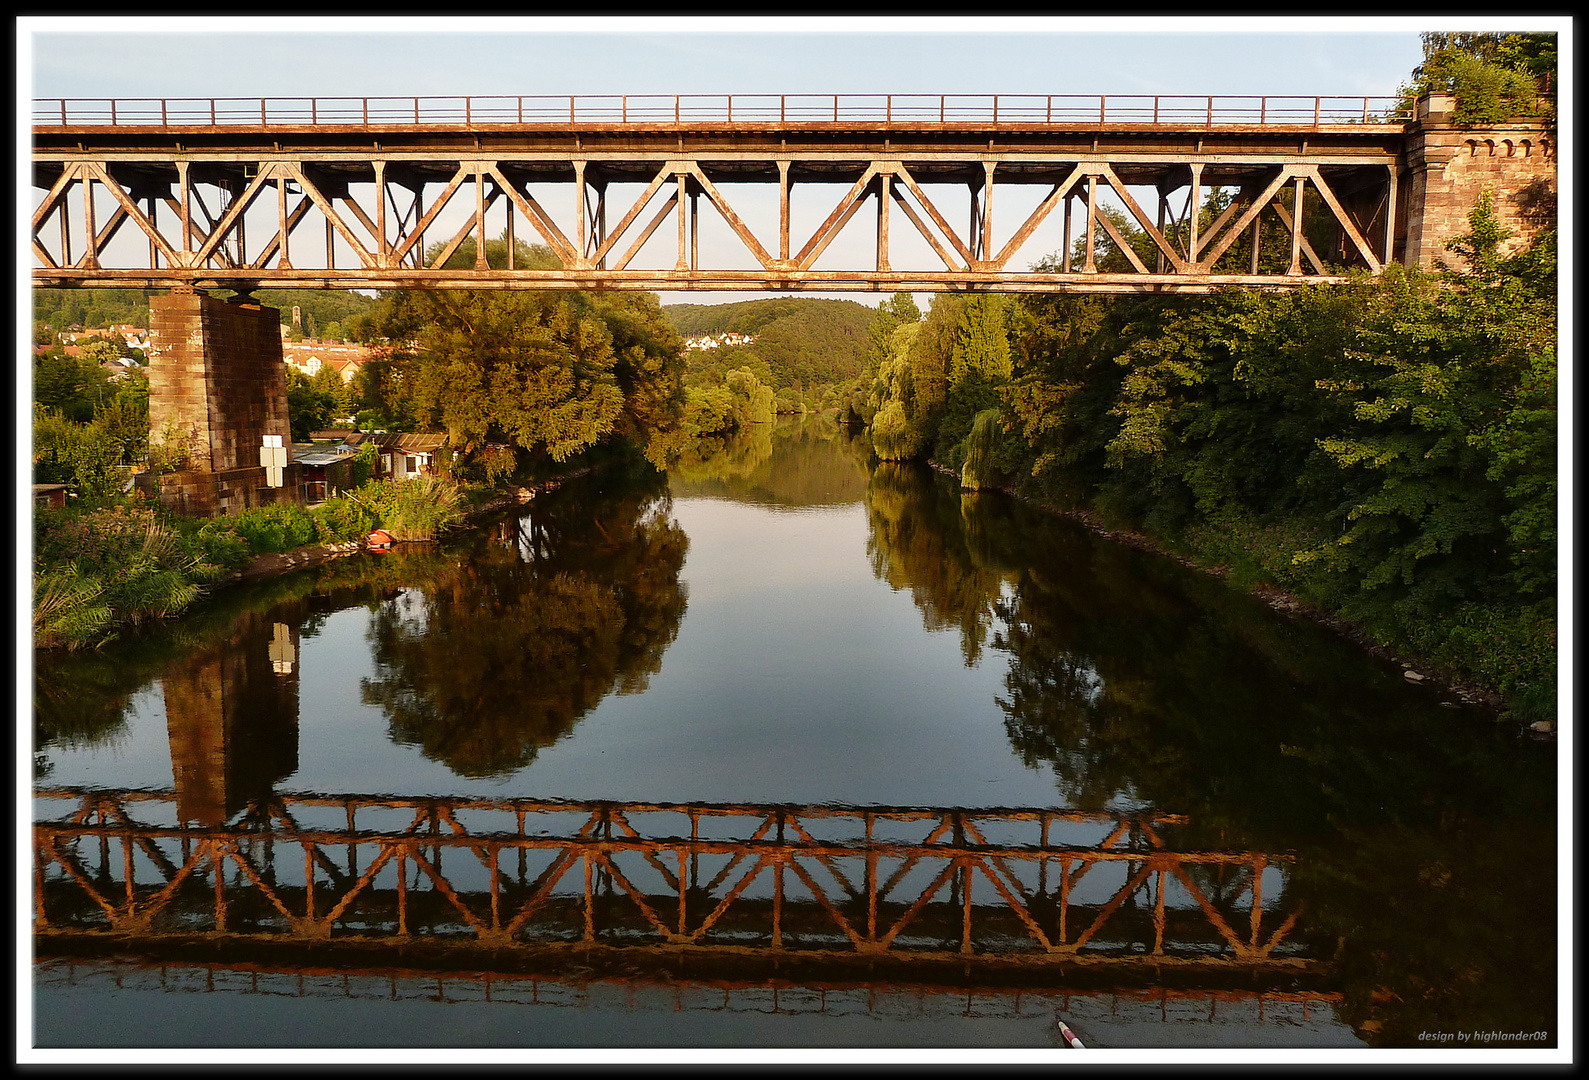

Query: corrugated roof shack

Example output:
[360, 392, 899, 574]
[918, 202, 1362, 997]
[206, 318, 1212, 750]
[292, 443, 357, 504]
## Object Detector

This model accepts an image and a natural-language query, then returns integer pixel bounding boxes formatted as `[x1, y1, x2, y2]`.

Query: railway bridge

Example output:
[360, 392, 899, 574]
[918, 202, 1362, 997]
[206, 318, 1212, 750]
[34, 786, 1323, 996]
[30, 92, 1555, 514]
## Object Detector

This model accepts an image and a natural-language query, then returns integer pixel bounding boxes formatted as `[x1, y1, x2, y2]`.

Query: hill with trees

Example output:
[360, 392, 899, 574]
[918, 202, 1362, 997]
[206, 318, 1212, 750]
[663, 298, 877, 390]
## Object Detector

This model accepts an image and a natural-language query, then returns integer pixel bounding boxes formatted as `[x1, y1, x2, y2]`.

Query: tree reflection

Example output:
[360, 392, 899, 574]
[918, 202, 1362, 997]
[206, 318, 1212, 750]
[361, 474, 688, 778]
[864, 462, 1011, 666]
[869, 464, 1557, 1044]
[669, 415, 874, 508]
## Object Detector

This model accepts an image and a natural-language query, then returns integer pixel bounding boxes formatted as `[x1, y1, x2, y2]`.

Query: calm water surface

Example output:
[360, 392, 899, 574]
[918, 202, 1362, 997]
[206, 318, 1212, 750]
[32, 416, 1557, 1052]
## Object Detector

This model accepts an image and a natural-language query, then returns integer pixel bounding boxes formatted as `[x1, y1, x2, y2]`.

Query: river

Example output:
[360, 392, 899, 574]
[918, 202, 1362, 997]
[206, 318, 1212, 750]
[30, 415, 1558, 1054]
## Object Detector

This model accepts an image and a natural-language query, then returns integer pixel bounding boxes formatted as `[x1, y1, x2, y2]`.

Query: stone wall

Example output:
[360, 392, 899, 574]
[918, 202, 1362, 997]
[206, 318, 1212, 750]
[1401, 96, 1556, 269]
[148, 292, 298, 517]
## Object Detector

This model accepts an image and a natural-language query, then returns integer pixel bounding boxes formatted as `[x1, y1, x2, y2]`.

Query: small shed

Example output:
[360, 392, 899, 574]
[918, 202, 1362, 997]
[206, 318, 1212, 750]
[292, 443, 356, 503]
[33, 483, 68, 509]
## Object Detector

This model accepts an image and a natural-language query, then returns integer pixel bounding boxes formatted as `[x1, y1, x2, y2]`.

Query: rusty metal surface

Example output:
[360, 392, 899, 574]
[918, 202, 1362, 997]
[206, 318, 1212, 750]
[34, 789, 1315, 975]
[30, 130, 1400, 293]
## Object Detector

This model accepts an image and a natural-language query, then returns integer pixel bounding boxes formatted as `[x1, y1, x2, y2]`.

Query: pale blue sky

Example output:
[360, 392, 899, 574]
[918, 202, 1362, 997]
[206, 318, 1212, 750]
[27, 19, 1431, 100]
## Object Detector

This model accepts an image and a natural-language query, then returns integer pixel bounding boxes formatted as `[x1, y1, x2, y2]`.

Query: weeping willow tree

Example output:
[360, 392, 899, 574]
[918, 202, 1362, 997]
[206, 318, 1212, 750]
[959, 408, 1005, 491]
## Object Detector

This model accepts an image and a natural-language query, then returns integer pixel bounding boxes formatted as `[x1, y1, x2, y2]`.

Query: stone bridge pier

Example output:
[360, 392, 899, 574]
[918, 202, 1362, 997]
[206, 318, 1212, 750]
[147, 291, 302, 517]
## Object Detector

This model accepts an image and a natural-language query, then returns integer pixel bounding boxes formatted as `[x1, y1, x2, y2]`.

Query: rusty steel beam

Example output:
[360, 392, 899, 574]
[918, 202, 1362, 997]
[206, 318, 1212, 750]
[34, 789, 1313, 975]
[34, 119, 1402, 292]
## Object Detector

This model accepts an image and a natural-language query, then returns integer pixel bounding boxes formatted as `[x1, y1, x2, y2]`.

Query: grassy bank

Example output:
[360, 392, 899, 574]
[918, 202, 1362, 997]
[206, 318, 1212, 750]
[32, 473, 472, 651]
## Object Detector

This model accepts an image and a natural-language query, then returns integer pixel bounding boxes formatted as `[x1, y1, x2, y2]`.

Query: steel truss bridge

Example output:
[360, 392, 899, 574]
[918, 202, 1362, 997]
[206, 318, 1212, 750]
[31, 93, 1409, 295]
[34, 788, 1318, 985]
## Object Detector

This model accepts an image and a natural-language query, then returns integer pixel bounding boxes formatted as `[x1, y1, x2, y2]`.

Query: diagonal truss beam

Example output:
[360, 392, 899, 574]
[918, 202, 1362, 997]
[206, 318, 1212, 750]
[794, 164, 881, 269]
[891, 164, 974, 267]
[989, 173, 1083, 270]
[278, 162, 377, 268]
[1299, 166, 1384, 272]
[1196, 167, 1301, 270]
[486, 166, 579, 267]
[193, 165, 278, 266]
[1095, 165, 1189, 273]
[389, 164, 472, 265]
[684, 164, 776, 269]
[590, 165, 676, 268]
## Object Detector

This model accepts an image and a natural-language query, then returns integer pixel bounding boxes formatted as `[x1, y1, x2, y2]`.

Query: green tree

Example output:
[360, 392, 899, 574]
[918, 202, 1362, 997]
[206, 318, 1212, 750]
[285, 366, 335, 442]
[1402, 31, 1554, 122]
[34, 350, 113, 423]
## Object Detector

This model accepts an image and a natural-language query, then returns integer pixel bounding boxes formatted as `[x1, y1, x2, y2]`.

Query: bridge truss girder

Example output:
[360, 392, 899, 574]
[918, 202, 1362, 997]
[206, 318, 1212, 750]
[34, 790, 1310, 971]
[30, 146, 1399, 293]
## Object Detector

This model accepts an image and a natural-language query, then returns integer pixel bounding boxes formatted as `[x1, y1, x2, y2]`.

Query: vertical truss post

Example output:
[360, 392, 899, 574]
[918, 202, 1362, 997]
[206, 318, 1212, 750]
[675, 172, 689, 271]
[1383, 165, 1398, 267]
[690, 185, 699, 271]
[326, 213, 335, 270]
[147, 195, 159, 269]
[1156, 192, 1167, 274]
[595, 184, 607, 271]
[475, 167, 489, 270]
[1061, 194, 1071, 273]
[960, 858, 973, 956]
[772, 857, 784, 950]
[968, 182, 981, 262]
[1187, 163, 1203, 263]
[1288, 176, 1305, 275]
[778, 160, 791, 262]
[213, 844, 227, 933]
[876, 172, 891, 272]
[413, 180, 426, 269]
[1249, 211, 1261, 275]
[277, 170, 292, 270]
[981, 161, 995, 266]
[573, 159, 587, 260]
[371, 160, 387, 265]
[56, 169, 76, 268]
[1083, 175, 1097, 272]
[1250, 854, 1266, 947]
[505, 185, 515, 270]
[583, 852, 595, 941]
[80, 166, 98, 269]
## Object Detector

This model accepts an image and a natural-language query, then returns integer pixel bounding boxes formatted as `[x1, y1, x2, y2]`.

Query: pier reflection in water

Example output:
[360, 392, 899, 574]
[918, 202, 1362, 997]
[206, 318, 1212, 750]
[31, 417, 1555, 1049]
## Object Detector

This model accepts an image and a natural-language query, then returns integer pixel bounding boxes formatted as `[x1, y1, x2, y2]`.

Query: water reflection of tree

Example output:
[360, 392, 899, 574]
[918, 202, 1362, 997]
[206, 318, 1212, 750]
[361, 477, 688, 778]
[864, 462, 1012, 666]
[669, 415, 874, 508]
[881, 472, 1557, 1045]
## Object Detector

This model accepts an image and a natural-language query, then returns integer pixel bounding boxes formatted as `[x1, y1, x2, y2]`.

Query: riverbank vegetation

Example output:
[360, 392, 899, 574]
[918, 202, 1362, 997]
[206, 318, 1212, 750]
[848, 192, 1555, 721]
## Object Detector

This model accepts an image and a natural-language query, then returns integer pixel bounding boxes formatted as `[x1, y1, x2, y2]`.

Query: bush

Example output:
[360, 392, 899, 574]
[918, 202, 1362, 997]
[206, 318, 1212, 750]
[33, 504, 226, 648]
[312, 492, 381, 542]
[224, 503, 321, 554]
[375, 475, 465, 541]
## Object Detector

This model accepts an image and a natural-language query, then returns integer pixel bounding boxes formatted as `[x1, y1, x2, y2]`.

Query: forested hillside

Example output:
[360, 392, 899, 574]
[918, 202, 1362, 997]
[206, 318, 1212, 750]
[663, 298, 876, 389]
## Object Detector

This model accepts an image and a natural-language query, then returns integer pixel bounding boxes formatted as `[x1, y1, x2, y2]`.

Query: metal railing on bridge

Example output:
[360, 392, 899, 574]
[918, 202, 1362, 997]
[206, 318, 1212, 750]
[32, 93, 1415, 129]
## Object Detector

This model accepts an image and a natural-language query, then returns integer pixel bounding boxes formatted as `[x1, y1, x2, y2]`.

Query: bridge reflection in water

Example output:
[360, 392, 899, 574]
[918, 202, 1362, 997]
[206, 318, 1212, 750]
[35, 789, 1313, 990]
